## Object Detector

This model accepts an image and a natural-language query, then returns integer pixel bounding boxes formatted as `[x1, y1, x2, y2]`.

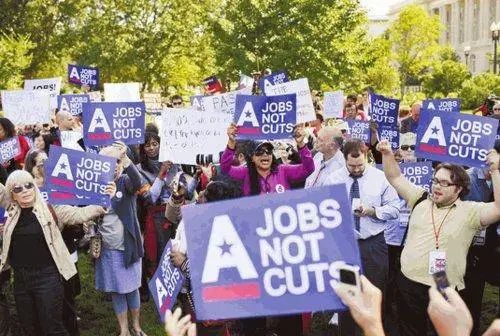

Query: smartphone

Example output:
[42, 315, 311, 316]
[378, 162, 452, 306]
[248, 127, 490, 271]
[352, 198, 361, 214]
[339, 264, 361, 290]
[432, 270, 450, 299]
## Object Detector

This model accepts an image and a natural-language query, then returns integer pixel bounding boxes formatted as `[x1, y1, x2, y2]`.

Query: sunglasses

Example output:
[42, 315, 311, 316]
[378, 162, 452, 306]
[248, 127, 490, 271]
[12, 182, 35, 194]
[172, 101, 183, 106]
[494, 108, 500, 111]
[254, 149, 272, 156]
[400, 145, 415, 151]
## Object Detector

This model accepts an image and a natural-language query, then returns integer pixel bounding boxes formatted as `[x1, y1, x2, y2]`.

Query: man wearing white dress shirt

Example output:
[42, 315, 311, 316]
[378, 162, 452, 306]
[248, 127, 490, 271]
[325, 138, 400, 336]
[304, 127, 345, 188]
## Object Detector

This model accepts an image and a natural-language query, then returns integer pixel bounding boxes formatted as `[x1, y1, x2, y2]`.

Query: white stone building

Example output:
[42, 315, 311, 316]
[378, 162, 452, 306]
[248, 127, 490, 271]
[368, 15, 390, 38]
[388, 0, 499, 74]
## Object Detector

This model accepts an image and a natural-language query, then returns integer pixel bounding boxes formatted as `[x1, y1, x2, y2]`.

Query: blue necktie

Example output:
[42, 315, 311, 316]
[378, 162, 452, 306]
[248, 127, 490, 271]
[350, 176, 360, 232]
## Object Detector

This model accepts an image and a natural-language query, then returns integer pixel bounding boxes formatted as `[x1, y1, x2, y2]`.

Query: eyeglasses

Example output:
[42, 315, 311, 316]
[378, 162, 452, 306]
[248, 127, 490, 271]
[12, 182, 35, 194]
[493, 108, 500, 111]
[172, 101, 183, 106]
[400, 145, 415, 151]
[254, 149, 272, 156]
[431, 178, 456, 187]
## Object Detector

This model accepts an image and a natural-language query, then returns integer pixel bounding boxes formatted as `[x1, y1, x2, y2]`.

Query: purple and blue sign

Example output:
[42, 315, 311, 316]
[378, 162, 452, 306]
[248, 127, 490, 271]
[182, 184, 362, 320]
[416, 110, 498, 167]
[57, 94, 90, 116]
[45, 146, 116, 207]
[82, 102, 146, 146]
[369, 92, 400, 149]
[0, 137, 20, 163]
[258, 70, 289, 92]
[68, 64, 99, 89]
[234, 94, 296, 140]
[347, 120, 371, 143]
[148, 241, 185, 322]
[422, 98, 461, 113]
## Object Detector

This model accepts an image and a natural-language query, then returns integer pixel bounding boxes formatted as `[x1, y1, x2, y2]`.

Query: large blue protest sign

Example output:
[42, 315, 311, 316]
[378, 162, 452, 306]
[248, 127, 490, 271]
[182, 185, 362, 321]
[82, 102, 146, 146]
[148, 241, 184, 322]
[346, 120, 371, 143]
[68, 64, 99, 89]
[415, 110, 498, 167]
[369, 92, 400, 149]
[45, 146, 116, 207]
[57, 94, 90, 116]
[234, 94, 296, 140]
[258, 70, 289, 92]
[0, 137, 20, 163]
[422, 98, 461, 113]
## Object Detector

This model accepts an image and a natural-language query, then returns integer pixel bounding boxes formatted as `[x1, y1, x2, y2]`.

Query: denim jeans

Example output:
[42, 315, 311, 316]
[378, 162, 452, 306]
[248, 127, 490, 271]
[13, 264, 68, 336]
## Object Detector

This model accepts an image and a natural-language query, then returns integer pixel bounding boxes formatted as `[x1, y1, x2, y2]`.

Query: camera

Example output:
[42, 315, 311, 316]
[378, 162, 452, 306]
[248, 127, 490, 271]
[196, 152, 222, 166]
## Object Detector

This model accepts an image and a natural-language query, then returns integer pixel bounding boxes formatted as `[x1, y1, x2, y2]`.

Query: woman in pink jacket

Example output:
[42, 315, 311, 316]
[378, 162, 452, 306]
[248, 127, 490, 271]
[221, 123, 315, 196]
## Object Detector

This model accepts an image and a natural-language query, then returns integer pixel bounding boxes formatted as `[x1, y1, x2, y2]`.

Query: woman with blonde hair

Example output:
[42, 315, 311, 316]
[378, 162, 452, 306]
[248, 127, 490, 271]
[0, 170, 112, 336]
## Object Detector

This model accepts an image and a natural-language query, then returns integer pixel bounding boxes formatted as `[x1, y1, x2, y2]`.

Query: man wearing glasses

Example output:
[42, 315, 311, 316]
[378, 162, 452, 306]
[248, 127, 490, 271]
[170, 95, 184, 108]
[378, 139, 500, 336]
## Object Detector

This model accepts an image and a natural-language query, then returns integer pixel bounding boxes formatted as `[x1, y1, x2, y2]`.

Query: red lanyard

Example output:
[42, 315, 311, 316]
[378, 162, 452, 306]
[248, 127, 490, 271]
[431, 203, 454, 250]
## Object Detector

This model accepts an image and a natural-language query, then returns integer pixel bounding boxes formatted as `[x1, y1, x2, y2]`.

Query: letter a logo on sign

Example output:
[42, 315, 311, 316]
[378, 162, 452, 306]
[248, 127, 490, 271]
[202, 215, 258, 283]
[427, 102, 436, 110]
[69, 66, 80, 80]
[236, 102, 259, 127]
[60, 97, 70, 112]
[51, 153, 73, 180]
[88, 108, 111, 132]
[421, 116, 446, 146]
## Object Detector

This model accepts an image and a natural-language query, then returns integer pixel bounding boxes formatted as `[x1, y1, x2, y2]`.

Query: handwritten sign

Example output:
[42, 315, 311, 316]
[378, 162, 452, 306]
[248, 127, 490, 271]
[24, 77, 62, 109]
[88, 91, 102, 102]
[369, 92, 400, 149]
[346, 120, 371, 143]
[148, 241, 185, 322]
[82, 102, 146, 146]
[68, 64, 99, 89]
[202, 87, 252, 117]
[60, 131, 84, 151]
[0, 137, 20, 163]
[158, 108, 229, 164]
[323, 91, 344, 119]
[182, 185, 361, 320]
[57, 94, 90, 116]
[264, 78, 316, 123]
[104, 83, 141, 102]
[416, 110, 498, 167]
[1, 90, 51, 125]
[45, 146, 116, 207]
[237, 74, 255, 91]
[234, 94, 297, 140]
[258, 70, 289, 92]
[422, 98, 461, 113]
[143, 93, 163, 114]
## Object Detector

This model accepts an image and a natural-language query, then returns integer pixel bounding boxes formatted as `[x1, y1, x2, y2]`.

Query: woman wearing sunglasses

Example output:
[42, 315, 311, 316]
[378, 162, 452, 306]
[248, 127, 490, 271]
[0, 170, 112, 336]
[221, 123, 314, 196]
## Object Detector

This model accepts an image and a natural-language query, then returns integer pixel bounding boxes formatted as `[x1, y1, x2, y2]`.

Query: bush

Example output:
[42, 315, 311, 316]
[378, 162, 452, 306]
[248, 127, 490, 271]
[459, 73, 500, 110]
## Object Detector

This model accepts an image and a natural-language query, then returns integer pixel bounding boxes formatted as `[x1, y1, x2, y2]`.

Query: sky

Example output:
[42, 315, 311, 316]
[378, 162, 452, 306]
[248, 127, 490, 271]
[360, 0, 403, 17]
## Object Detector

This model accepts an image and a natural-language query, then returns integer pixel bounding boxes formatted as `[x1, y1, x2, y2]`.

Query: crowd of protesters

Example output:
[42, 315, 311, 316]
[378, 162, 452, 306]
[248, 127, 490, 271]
[0, 77, 498, 336]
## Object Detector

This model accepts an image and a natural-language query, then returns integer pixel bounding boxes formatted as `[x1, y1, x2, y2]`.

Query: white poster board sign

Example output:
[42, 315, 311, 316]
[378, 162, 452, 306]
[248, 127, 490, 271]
[60, 131, 84, 151]
[323, 91, 344, 119]
[104, 83, 141, 102]
[202, 87, 252, 118]
[264, 78, 315, 123]
[24, 77, 62, 109]
[1, 90, 51, 125]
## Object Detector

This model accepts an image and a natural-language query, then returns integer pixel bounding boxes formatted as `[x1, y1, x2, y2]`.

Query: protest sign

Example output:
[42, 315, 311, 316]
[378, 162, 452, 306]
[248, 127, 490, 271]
[202, 76, 223, 94]
[416, 110, 498, 167]
[234, 94, 297, 140]
[88, 91, 102, 102]
[24, 77, 62, 109]
[0, 137, 20, 163]
[237, 74, 255, 91]
[45, 146, 116, 207]
[369, 92, 400, 149]
[67, 64, 99, 89]
[190, 95, 206, 112]
[202, 87, 252, 117]
[148, 241, 184, 322]
[143, 93, 163, 114]
[182, 184, 362, 320]
[422, 98, 461, 113]
[323, 91, 344, 119]
[60, 131, 84, 151]
[104, 83, 141, 102]
[82, 102, 146, 146]
[346, 120, 371, 143]
[159, 108, 228, 164]
[1, 90, 51, 125]
[264, 78, 316, 123]
[57, 94, 90, 116]
[258, 70, 289, 92]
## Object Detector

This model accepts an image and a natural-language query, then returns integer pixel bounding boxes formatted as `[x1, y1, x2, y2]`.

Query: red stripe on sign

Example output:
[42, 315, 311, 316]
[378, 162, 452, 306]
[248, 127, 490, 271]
[159, 297, 171, 314]
[419, 143, 446, 155]
[202, 282, 261, 302]
[88, 133, 112, 140]
[50, 177, 74, 188]
[51, 191, 74, 199]
[238, 128, 261, 135]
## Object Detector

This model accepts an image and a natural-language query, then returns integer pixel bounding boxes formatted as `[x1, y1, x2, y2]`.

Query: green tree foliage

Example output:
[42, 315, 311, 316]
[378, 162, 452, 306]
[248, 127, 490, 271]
[422, 60, 471, 97]
[387, 4, 442, 99]
[459, 73, 500, 110]
[0, 34, 34, 89]
[212, 0, 370, 90]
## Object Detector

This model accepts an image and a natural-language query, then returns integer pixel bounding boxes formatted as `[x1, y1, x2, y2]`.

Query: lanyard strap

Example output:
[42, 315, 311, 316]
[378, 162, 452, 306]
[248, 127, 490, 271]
[431, 203, 454, 250]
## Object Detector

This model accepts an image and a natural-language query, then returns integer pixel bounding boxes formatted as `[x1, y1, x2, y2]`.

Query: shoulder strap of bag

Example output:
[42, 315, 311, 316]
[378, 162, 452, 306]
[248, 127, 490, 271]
[401, 191, 428, 245]
[47, 204, 59, 227]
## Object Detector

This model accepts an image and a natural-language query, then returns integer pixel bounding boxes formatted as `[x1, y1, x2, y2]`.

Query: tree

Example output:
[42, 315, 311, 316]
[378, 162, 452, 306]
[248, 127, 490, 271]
[388, 4, 443, 99]
[0, 33, 34, 89]
[459, 73, 500, 110]
[212, 0, 371, 90]
[422, 60, 470, 97]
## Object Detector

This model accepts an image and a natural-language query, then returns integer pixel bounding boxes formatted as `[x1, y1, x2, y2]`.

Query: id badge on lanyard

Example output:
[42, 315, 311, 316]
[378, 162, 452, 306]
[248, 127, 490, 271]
[428, 250, 446, 274]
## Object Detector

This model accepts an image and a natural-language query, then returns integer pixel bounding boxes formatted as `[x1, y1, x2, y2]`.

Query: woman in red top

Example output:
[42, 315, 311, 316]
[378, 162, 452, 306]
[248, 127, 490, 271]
[0, 118, 30, 173]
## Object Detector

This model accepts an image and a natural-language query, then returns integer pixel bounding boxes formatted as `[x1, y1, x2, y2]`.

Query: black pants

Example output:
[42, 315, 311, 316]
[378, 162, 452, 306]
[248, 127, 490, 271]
[462, 246, 486, 336]
[396, 272, 437, 336]
[13, 265, 68, 336]
[63, 269, 81, 336]
[339, 232, 388, 336]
